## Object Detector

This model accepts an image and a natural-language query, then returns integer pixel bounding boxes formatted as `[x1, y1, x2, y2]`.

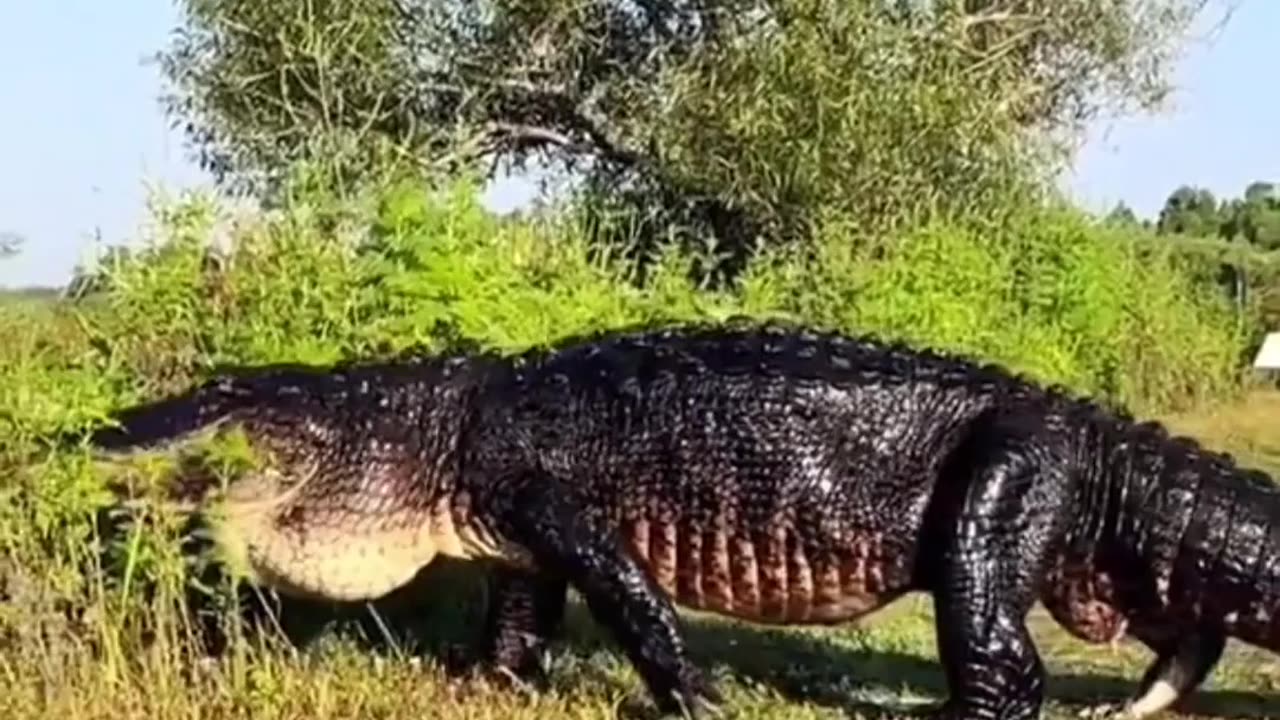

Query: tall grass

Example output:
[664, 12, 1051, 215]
[0, 171, 1263, 719]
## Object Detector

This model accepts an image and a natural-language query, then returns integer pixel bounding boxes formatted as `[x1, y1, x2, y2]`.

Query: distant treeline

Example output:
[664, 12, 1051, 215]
[1108, 182, 1280, 251]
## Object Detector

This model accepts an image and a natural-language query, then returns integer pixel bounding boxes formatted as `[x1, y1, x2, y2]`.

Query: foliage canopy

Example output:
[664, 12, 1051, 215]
[158, 0, 1214, 277]
[1158, 181, 1280, 251]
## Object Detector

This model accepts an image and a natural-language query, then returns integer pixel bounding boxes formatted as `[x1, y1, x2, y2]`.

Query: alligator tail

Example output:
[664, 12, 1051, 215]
[1096, 408, 1280, 644]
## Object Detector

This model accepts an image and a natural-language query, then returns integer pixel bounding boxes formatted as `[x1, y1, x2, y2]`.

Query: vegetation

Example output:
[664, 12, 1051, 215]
[1, 171, 1274, 719]
[1103, 180, 1280, 330]
[157, 0, 1214, 280]
[1154, 181, 1280, 250]
[2, 0, 1278, 717]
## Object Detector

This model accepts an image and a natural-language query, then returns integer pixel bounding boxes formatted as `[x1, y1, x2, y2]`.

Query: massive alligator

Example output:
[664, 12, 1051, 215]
[85, 320, 1280, 720]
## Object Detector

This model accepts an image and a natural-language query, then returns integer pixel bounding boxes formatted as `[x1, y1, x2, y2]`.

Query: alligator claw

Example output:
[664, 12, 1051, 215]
[663, 668, 725, 720]
[480, 660, 552, 694]
[669, 690, 723, 720]
[488, 663, 545, 696]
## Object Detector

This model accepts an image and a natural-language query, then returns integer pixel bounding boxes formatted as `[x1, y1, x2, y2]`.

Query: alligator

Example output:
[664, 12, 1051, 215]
[84, 320, 1280, 720]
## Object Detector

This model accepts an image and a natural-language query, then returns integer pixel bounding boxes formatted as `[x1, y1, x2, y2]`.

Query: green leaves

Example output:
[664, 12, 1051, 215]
[1155, 180, 1280, 249]
[158, 0, 463, 197]
[728, 201, 1250, 414]
[35, 163, 1247, 420]
[1233, 182, 1280, 251]
[157, 0, 1215, 281]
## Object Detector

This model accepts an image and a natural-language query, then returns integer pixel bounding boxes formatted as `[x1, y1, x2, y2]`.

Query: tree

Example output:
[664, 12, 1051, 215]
[158, 0, 1216, 279]
[1161, 180, 1280, 250]
[1104, 202, 1139, 227]
[1234, 182, 1280, 250]
[1156, 185, 1223, 238]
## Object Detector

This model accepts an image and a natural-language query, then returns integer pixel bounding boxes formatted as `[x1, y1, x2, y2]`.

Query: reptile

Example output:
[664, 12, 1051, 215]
[83, 319, 1280, 720]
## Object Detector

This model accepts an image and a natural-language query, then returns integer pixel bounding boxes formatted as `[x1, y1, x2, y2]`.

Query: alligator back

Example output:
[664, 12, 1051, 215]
[467, 322, 1042, 623]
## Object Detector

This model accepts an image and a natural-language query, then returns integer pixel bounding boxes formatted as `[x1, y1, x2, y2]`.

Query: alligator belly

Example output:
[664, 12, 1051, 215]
[245, 526, 432, 602]
[619, 515, 902, 624]
[209, 499, 529, 603]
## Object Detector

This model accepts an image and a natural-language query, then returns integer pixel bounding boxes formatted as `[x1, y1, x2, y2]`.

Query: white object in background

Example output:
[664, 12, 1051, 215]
[1255, 332, 1280, 370]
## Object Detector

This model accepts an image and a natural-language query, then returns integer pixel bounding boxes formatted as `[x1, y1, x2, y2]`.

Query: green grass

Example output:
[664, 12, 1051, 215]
[3, 392, 1278, 720]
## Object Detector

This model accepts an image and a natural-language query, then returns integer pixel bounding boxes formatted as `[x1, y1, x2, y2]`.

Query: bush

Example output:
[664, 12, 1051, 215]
[732, 205, 1249, 415]
[0, 170, 1259, 716]
[69, 176, 1251, 410]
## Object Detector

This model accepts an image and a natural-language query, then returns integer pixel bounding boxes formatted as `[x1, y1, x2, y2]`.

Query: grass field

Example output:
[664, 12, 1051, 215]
[3, 390, 1279, 720]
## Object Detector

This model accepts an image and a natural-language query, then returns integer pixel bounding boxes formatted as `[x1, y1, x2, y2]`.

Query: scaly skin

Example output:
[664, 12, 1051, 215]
[84, 320, 1280, 719]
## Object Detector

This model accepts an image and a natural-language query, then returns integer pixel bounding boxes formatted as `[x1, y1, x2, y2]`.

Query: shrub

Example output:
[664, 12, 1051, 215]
[0, 171, 1259, 714]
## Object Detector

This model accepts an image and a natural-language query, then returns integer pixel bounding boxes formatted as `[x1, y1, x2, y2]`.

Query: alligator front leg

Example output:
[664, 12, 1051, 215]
[929, 413, 1072, 720]
[477, 567, 567, 689]
[494, 475, 722, 718]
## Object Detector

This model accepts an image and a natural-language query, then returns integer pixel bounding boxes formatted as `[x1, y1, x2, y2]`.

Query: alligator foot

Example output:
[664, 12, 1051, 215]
[494, 473, 724, 718]
[1070, 627, 1228, 720]
[440, 641, 473, 675]
[664, 669, 724, 720]
[1121, 628, 1225, 719]
[476, 566, 568, 692]
[482, 662, 546, 697]
[440, 644, 553, 698]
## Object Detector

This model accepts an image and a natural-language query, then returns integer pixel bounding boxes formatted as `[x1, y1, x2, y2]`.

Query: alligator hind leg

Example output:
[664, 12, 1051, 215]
[928, 411, 1073, 720]
[477, 567, 567, 689]
[1124, 629, 1225, 718]
[495, 474, 722, 718]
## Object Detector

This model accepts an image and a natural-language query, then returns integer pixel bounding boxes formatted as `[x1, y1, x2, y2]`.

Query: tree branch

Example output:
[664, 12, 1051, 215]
[486, 121, 584, 152]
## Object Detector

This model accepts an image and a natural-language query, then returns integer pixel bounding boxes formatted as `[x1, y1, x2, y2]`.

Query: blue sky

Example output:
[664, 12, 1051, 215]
[1, 1, 1276, 289]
